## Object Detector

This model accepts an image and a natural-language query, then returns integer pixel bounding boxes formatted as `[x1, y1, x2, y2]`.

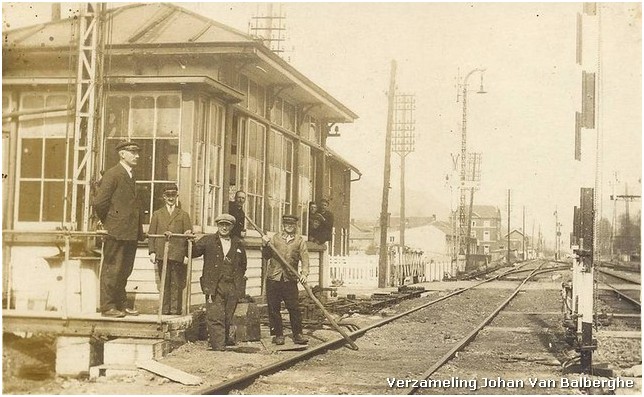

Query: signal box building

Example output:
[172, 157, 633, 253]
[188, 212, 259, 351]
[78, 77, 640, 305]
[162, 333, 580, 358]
[2, 3, 359, 314]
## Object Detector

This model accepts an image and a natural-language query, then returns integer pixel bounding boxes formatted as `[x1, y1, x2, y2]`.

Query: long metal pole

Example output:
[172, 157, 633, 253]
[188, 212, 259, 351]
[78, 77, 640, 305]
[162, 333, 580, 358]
[378, 60, 396, 288]
[522, 206, 526, 261]
[465, 156, 477, 266]
[507, 189, 511, 265]
[400, 154, 406, 250]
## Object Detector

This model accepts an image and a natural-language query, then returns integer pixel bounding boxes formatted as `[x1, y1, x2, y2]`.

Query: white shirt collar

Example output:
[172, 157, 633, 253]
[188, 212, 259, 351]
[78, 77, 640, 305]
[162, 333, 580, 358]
[120, 161, 133, 178]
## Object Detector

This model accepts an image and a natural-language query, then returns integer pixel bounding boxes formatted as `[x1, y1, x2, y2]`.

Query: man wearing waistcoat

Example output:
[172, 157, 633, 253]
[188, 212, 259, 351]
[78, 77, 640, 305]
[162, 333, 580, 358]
[192, 214, 247, 351]
[93, 141, 144, 318]
[262, 214, 310, 345]
[148, 184, 193, 315]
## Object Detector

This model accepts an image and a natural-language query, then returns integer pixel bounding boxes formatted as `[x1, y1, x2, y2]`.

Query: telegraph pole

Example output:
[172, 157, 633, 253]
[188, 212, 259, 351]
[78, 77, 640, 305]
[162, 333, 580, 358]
[507, 189, 511, 265]
[392, 93, 416, 250]
[378, 60, 396, 288]
[522, 206, 526, 261]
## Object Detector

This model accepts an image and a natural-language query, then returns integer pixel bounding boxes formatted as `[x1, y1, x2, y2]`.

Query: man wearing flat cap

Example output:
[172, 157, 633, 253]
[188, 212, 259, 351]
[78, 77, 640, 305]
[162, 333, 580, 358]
[148, 184, 193, 315]
[261, 214, 310, 345]
[192, 213, 247, 351]
[93, 141, 144, 318]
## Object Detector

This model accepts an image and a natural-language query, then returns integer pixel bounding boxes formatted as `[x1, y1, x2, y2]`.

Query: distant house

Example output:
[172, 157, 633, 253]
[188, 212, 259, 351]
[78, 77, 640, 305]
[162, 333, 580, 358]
[502, 229, 530, 259]
[450, 205, 502, 255]
[349, 219, 375, 254]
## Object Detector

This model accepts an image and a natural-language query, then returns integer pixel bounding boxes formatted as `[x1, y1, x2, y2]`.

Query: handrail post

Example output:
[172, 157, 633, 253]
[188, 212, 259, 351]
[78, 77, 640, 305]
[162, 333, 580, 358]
[63, 232, 70, 320]
[157, 235, 170, 324]
[183, 237, 193, 316]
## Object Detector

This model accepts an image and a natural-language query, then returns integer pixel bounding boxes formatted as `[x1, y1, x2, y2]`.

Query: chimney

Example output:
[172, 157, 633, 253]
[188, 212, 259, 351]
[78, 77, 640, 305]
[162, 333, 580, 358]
[52, 4, 61, 21]
[432, 214, 436, 221]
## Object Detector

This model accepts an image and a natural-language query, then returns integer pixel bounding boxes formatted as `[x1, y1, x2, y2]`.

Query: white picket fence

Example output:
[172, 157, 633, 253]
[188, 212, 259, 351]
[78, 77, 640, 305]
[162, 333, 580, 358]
[328, 254, 458, 287]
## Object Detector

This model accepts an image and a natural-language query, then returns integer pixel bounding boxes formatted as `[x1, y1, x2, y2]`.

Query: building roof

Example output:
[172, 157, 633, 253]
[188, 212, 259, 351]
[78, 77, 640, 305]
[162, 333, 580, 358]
[3, 3, 358, 123]
[470, 205, 500, 219]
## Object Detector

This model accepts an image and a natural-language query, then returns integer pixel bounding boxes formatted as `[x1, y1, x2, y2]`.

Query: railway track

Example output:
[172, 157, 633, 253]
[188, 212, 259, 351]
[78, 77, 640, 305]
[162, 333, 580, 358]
[196, 259, 575, 394]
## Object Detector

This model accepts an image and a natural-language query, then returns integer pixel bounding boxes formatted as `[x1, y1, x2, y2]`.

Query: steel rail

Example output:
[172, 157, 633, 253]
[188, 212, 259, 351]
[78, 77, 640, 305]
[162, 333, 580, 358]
[596, 268, 641, 285]
[195, 260, 540, 394]
[598, 280, 641, 308]
[402, 260, 547, 394]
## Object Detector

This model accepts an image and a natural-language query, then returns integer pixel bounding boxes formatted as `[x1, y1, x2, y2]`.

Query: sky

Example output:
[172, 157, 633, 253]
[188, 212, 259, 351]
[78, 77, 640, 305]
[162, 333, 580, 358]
[2, 1, 642, 251]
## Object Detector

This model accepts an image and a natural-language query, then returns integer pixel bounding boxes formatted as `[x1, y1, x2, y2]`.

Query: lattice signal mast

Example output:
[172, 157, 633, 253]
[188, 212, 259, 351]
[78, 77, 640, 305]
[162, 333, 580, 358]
[250, 3, 287, 56]
[391, 94, 416, 249]
[68, 3, 106, 231]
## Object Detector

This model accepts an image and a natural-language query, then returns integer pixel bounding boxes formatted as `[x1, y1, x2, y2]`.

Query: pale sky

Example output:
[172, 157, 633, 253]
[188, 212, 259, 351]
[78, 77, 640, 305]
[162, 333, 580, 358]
[3, 1, 642, 251]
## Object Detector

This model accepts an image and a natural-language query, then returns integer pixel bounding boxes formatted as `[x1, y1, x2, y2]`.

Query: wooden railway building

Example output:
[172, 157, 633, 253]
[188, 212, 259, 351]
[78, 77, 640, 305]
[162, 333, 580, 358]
[2, 3, 360, 314]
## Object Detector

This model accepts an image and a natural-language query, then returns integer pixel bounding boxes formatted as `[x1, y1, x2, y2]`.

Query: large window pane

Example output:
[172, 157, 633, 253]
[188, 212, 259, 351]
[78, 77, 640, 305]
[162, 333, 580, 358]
[132, 139, 153, 180]
[131, 96, 154, 137]
[154, 140, 179, 180]
[20, 138, 43, 178]
[42, 181, 65, 221]
[105, 96, 129, 138]
[44, 138, 67, 179]
[18, 181, 40, 221]
[156, 95, 180, 137]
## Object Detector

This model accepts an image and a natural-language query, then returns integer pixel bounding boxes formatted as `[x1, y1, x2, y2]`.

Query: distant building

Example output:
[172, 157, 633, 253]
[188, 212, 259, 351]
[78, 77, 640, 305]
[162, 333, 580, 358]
[502, 229, 530, 260]
[450, 205, 502, 255]
[348, 219, 375, 254]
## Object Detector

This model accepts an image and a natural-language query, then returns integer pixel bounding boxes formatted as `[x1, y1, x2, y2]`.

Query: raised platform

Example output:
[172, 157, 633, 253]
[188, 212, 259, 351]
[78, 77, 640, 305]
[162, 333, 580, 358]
[2, 310, 193, 339]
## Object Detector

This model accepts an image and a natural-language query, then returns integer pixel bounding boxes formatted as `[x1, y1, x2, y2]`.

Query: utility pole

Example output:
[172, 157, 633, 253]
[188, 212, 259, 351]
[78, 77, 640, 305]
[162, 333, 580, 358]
[522, 206, 526, 261]
[554, 208, 561, 261]
[464, 154, 480, 266]
[378, 60, 396, 288]
[507, 189, 511, 265]
[392, 94, 416, 250]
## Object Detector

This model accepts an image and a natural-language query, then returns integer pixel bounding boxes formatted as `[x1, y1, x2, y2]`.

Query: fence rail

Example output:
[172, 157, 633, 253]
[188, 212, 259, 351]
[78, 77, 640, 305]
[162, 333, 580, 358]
[328, 251, 457, 287]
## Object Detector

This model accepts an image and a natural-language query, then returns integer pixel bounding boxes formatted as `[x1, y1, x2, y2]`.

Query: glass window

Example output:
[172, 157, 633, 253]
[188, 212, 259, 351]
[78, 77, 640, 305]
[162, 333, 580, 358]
[103, 92, 181, 225]
[266, 130, 294, 232]
[16, 92, 73, 225]
[298, 143, 313, 234]
[239, 119, 265, 230]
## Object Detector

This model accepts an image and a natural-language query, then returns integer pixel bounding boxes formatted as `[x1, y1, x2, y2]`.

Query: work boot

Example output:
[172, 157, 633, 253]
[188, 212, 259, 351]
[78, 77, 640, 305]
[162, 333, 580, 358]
[293, 334, 309, 345]
[272, 335, 285, 345]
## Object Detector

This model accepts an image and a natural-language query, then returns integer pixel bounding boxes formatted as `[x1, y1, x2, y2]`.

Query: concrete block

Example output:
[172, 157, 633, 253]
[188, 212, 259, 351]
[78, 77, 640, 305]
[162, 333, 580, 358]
[233, 302, 261, 342]
[89, 364, 139, 380]
[104, 338, 168, 365]
[56, 336, 103, 377]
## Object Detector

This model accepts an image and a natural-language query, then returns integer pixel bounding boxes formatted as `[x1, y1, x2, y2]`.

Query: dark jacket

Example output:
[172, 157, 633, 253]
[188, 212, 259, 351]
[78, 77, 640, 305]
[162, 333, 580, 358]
[193, 233, 247, 296]
[228, 201, 246, 238]
[318, 209, 335, 243]
[148, 206, 192, 263]
[93, 163, 143, 241]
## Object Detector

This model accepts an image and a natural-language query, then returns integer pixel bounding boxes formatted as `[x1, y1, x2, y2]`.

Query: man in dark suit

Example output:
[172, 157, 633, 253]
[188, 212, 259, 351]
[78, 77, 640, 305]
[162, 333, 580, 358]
[228, 190, 247, 238]
[317, 198, 335, 246]
[192, 214, 247, 351]
[148, 184, 193, 315]
[93, 141, 144, 318]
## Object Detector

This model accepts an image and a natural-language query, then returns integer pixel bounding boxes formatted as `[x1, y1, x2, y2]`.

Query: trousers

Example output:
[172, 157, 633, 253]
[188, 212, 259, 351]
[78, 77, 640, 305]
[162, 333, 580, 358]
[266, 279, 302, 337]
[100, 238, 137, 312]
[156, 260, 187, 315]
[205, 280, 238, 350]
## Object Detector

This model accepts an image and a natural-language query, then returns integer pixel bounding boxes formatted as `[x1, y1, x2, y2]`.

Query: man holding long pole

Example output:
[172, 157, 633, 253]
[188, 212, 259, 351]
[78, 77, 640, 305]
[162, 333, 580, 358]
[261, 214, 310, 345]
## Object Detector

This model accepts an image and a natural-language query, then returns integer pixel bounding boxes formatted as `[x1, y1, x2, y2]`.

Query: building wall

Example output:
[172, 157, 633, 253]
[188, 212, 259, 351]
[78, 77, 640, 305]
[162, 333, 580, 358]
[2, 40, 356, 311]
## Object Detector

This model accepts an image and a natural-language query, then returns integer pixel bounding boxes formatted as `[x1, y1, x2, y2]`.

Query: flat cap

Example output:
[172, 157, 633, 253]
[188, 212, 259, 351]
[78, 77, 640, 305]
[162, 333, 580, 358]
[282, 214, 299, 223]
[115, 141, 140, 152]
[215, 213, 236, 224]
[163, 184, 179, 195]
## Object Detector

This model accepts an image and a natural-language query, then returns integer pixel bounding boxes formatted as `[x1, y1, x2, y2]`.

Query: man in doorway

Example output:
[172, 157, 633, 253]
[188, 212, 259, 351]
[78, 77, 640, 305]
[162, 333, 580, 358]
[148, 184, 192, 315]
[262, 214, 309, 345]
[317, 198, 335, 247]
[192, 214, 247, 351]
[228, 190, 247, 239]
[93, 141, 144, 318]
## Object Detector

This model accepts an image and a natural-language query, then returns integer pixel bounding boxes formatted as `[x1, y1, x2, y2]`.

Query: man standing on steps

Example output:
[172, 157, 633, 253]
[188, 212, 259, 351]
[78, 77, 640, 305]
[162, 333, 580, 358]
[148, 184, 193, 315]
[262, 214, 310, 345]
[93, 141, 144, 318]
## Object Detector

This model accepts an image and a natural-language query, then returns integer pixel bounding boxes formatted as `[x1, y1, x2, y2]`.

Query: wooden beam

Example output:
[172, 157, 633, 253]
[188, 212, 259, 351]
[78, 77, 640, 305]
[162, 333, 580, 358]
[137, 360, 202, 385]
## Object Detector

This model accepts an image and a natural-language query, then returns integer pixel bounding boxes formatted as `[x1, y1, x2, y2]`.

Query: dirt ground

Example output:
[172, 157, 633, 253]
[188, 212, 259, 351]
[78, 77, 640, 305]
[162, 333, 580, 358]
[2, 275, 641, 395]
